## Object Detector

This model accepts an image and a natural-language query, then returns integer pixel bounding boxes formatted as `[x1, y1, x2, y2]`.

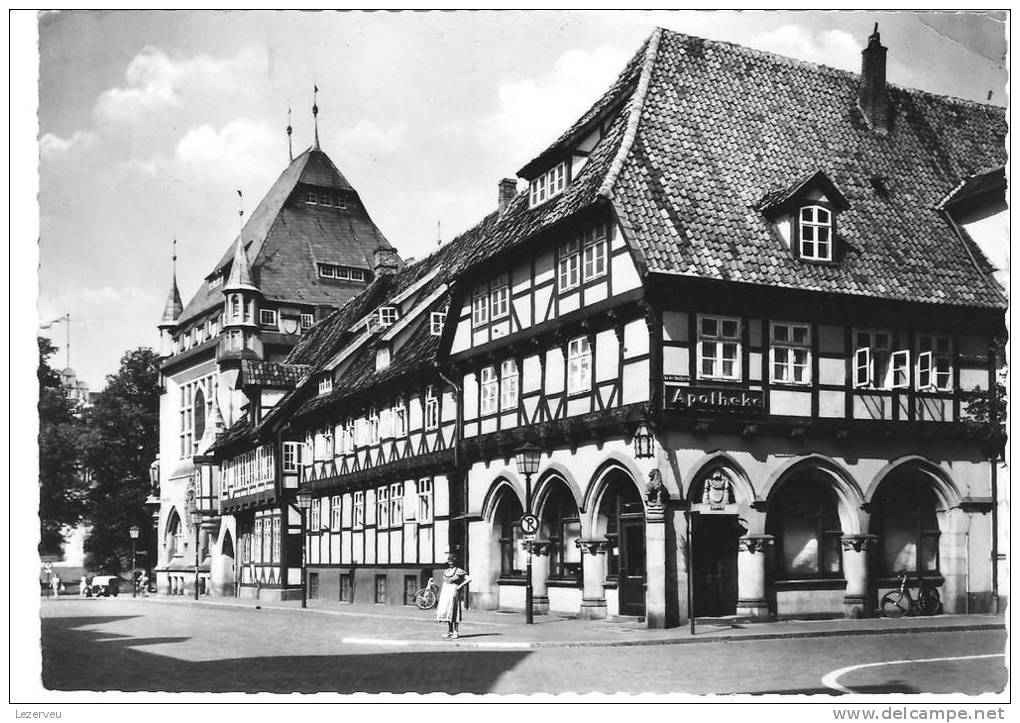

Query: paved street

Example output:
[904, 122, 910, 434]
[41, 598, 1006, 695]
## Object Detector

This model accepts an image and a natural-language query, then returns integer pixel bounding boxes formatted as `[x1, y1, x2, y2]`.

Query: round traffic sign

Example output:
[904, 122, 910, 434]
[520, 514, 539, 535]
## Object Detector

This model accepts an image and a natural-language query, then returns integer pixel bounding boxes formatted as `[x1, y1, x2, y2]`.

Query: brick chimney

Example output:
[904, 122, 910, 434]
[373, 245, 400, 277]
[498, 178, 517, 215]
[859, 23, 890, 133]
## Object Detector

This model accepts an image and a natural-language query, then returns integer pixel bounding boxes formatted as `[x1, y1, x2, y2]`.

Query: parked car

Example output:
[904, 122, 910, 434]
[90, 575, 121, 597]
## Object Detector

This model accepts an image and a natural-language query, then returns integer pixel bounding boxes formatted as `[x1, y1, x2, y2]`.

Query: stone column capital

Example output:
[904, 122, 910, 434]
[575, 538, 610, 555]
[841, 534, 879, 552]
[522, 540, 552, 556]
[738, 534, 775, 554]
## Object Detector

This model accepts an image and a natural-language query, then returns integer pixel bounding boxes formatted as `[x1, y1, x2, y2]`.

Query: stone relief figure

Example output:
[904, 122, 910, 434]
[702, 469, 733, 508]
[645, 469, 668, 506]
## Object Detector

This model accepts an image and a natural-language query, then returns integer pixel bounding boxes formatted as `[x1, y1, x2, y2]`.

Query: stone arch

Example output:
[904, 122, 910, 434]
[762, 454, 865, 534]
[221, 528, 235, 559]
[533, 465, 584, 517]
[865, 456, 962, 511]
[582, 453, 650, 519]
[164, 507, 183, 557]
[685, 451, 756, 506]
[480, 474, 526, 523]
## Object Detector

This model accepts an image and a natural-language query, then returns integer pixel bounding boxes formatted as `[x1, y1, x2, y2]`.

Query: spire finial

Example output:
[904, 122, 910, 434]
[172, 238, 177, 275]
[312, 84, 320, 150]
[437, 218, 442, 247]
[286, 106, 293, 161]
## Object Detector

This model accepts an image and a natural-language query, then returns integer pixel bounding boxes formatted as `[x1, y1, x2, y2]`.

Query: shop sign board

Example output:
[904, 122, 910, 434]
[665, 383, 766, 415]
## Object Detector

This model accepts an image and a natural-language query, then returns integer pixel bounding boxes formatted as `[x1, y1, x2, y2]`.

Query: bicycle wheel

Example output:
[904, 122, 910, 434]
[881, 590, 912, 618]
[919, 587, 942, 616]
[415, 588, 437, 610]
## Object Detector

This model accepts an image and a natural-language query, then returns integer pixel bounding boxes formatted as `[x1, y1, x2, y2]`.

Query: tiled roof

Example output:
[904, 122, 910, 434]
[240, 360, 311, 389]
[176, 147, 397, 325]
[605, 29, 1006, 308]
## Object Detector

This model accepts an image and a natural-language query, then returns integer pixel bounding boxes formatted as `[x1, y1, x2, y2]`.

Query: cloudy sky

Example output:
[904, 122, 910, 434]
[32, 10, 1006, 386]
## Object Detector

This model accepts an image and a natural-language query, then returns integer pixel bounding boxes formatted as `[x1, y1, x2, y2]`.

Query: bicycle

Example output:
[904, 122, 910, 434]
[880, 571, 943, 618]
[414, 577, 439, 610]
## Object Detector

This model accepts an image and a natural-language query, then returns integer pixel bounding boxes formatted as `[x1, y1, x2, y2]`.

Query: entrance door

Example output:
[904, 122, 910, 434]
[618, 517, 646, 616]
[693, 516, 741, 617]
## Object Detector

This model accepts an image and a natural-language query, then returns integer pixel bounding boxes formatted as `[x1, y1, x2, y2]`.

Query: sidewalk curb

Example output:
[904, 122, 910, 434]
[113, 596, 1005, 649]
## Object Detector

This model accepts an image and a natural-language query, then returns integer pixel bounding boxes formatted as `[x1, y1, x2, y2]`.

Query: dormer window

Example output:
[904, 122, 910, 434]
[798, 205, 833, 262]
[305, 192, 317, 205]
[377, 306, 398, 328]
[301, 313, 314, 330]
[430, 311, 446, 336]
[529, 161, 567, 207]
[208, 273, 223, 290]
[318, 373, 333, 396]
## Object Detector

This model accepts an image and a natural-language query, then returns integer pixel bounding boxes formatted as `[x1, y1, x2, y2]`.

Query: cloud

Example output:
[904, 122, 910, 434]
[93, 45, 266, 126]
[331, 119, 408, 155]
[479, 44, 630, 162]
[747, 25, 861, 73]
[39, 130, 95, 159]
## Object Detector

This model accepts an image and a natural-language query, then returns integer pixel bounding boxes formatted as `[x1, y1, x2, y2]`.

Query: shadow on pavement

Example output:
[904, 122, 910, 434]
[43, 616, 530, 694]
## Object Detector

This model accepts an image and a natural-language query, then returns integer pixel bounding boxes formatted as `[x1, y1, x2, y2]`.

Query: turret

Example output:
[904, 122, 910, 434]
[158, 258, 183, 358]
[220, 240, 263, 360]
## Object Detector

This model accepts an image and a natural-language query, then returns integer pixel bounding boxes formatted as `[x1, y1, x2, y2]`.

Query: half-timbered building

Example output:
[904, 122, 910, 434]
[437, 26, 1006, 627]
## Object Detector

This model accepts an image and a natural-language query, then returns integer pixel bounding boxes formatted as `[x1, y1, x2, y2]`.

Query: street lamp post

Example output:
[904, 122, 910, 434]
[296, 490, 313, 609]
[129, 525, 140, 598]
[189, 509, 202, 600]
[514, 442, 542, 625]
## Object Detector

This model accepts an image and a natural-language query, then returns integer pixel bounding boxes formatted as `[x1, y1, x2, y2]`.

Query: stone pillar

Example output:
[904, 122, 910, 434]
[645, 503, 668, 628]
[736, 534, 774, 619]
[524, 541, 551, 615]
[576, 539, 609, 619]
[841, 535, 878, 618]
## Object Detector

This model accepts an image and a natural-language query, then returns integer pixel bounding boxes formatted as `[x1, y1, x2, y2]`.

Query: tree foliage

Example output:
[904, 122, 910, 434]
[961, 336, 1007, 459]
[80, 347, 161, 572]
[38, 337, 86, 556]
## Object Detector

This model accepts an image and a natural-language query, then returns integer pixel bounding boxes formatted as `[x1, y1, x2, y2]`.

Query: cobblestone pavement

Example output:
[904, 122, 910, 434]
[40, 598, 1007, 695]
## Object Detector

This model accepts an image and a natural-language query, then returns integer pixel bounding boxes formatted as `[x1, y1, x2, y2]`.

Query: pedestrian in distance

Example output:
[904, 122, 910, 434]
[79, 576, 89, 598]
[138, 570, 149, 597]
[50, 574, 61, 598]
[435, 552, 471, 640]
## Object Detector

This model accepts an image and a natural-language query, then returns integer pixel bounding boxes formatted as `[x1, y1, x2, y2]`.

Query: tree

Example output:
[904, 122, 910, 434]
[961, 336, 1007, 460]
[38, 337, 86, 556]
[80, 347, 161, 573]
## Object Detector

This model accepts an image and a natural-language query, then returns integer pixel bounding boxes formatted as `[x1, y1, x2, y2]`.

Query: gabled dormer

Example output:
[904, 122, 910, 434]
[759, 170, 850, 264]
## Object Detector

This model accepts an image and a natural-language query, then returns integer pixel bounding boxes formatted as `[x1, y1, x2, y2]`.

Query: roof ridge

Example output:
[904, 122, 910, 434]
[599, 27, 661, 199]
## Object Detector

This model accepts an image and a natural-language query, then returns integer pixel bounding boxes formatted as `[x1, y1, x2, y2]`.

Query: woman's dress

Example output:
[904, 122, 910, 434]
[435, 566, 470, 623]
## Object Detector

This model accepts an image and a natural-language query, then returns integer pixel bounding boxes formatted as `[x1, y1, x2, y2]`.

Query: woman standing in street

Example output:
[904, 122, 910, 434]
[435, 552, 471, 639]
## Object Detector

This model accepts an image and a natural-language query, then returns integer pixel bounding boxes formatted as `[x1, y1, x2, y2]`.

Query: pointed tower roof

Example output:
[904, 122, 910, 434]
[159, 272, 183, 328]
[223, 240, 260, 294]
[197, 390, 226, 455]
[174, 145, 396, 326]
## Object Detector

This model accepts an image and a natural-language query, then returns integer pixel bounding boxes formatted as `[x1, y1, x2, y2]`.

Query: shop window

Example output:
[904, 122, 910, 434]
[494, 487, 524, 577]
[375, 574, 387, 604]
[404, 575, 418, 606]
[872, 475, 941, 576]
[308, 572, 319, 600]
[542, 484, 582, 581]
[340, 574, 353, 603]
[767, 475, 843, 579]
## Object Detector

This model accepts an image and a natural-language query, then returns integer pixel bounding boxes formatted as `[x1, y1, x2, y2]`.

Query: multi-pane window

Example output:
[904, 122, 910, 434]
[500, 359, 519, 411]
[318, 264, 369, 282]
[430, 311, 446, 336]
[305, 192, 317, 204]
[377, 486, 390, 528]
[353, 491, 365, 529]
[320, 496, 331, 533]
[318, 373, 333, 396]
[301, 313, 314, 330]
[480, 366, 499, 415]
[282, 442, 301, 473]
[799, 205, 833, 261]
[330, 495, 342, 530]
[374, 575, 387, 604]
[567, 337, 592, 394]
[308, 572, 319, 600]
[389, 483, 404, 526]
[416, 478, 434, 523]
[558, 238, 581, 291]
[310, 498, 321, 531]
[377, 306, 398, 327]
[368, 408, 380, 444]
[340, 574, 353, 603]
[917, 335, 952, 391]
[472, 290, 489, 327]
[271, 517, 281, 562]
[259, 309, 278, 327]
[490, 275, 509, 321]
[771, 322, 811, 385]
[581, 223, 610, 281]
[853, 330, 910, 390]
[529, 161, 567, 207]
[767, 476, 843, 579]
[253, 520, 263, 563]
[179, 376, 214, 458]
[341, 419, 355, 453]
[698, 316, 741, 381]
[393, 399, 408, 437]
[424, 386, 439, 431]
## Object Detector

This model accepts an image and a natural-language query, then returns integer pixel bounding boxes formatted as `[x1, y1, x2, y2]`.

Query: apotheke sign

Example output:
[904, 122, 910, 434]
[665, 384, 766, 414]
